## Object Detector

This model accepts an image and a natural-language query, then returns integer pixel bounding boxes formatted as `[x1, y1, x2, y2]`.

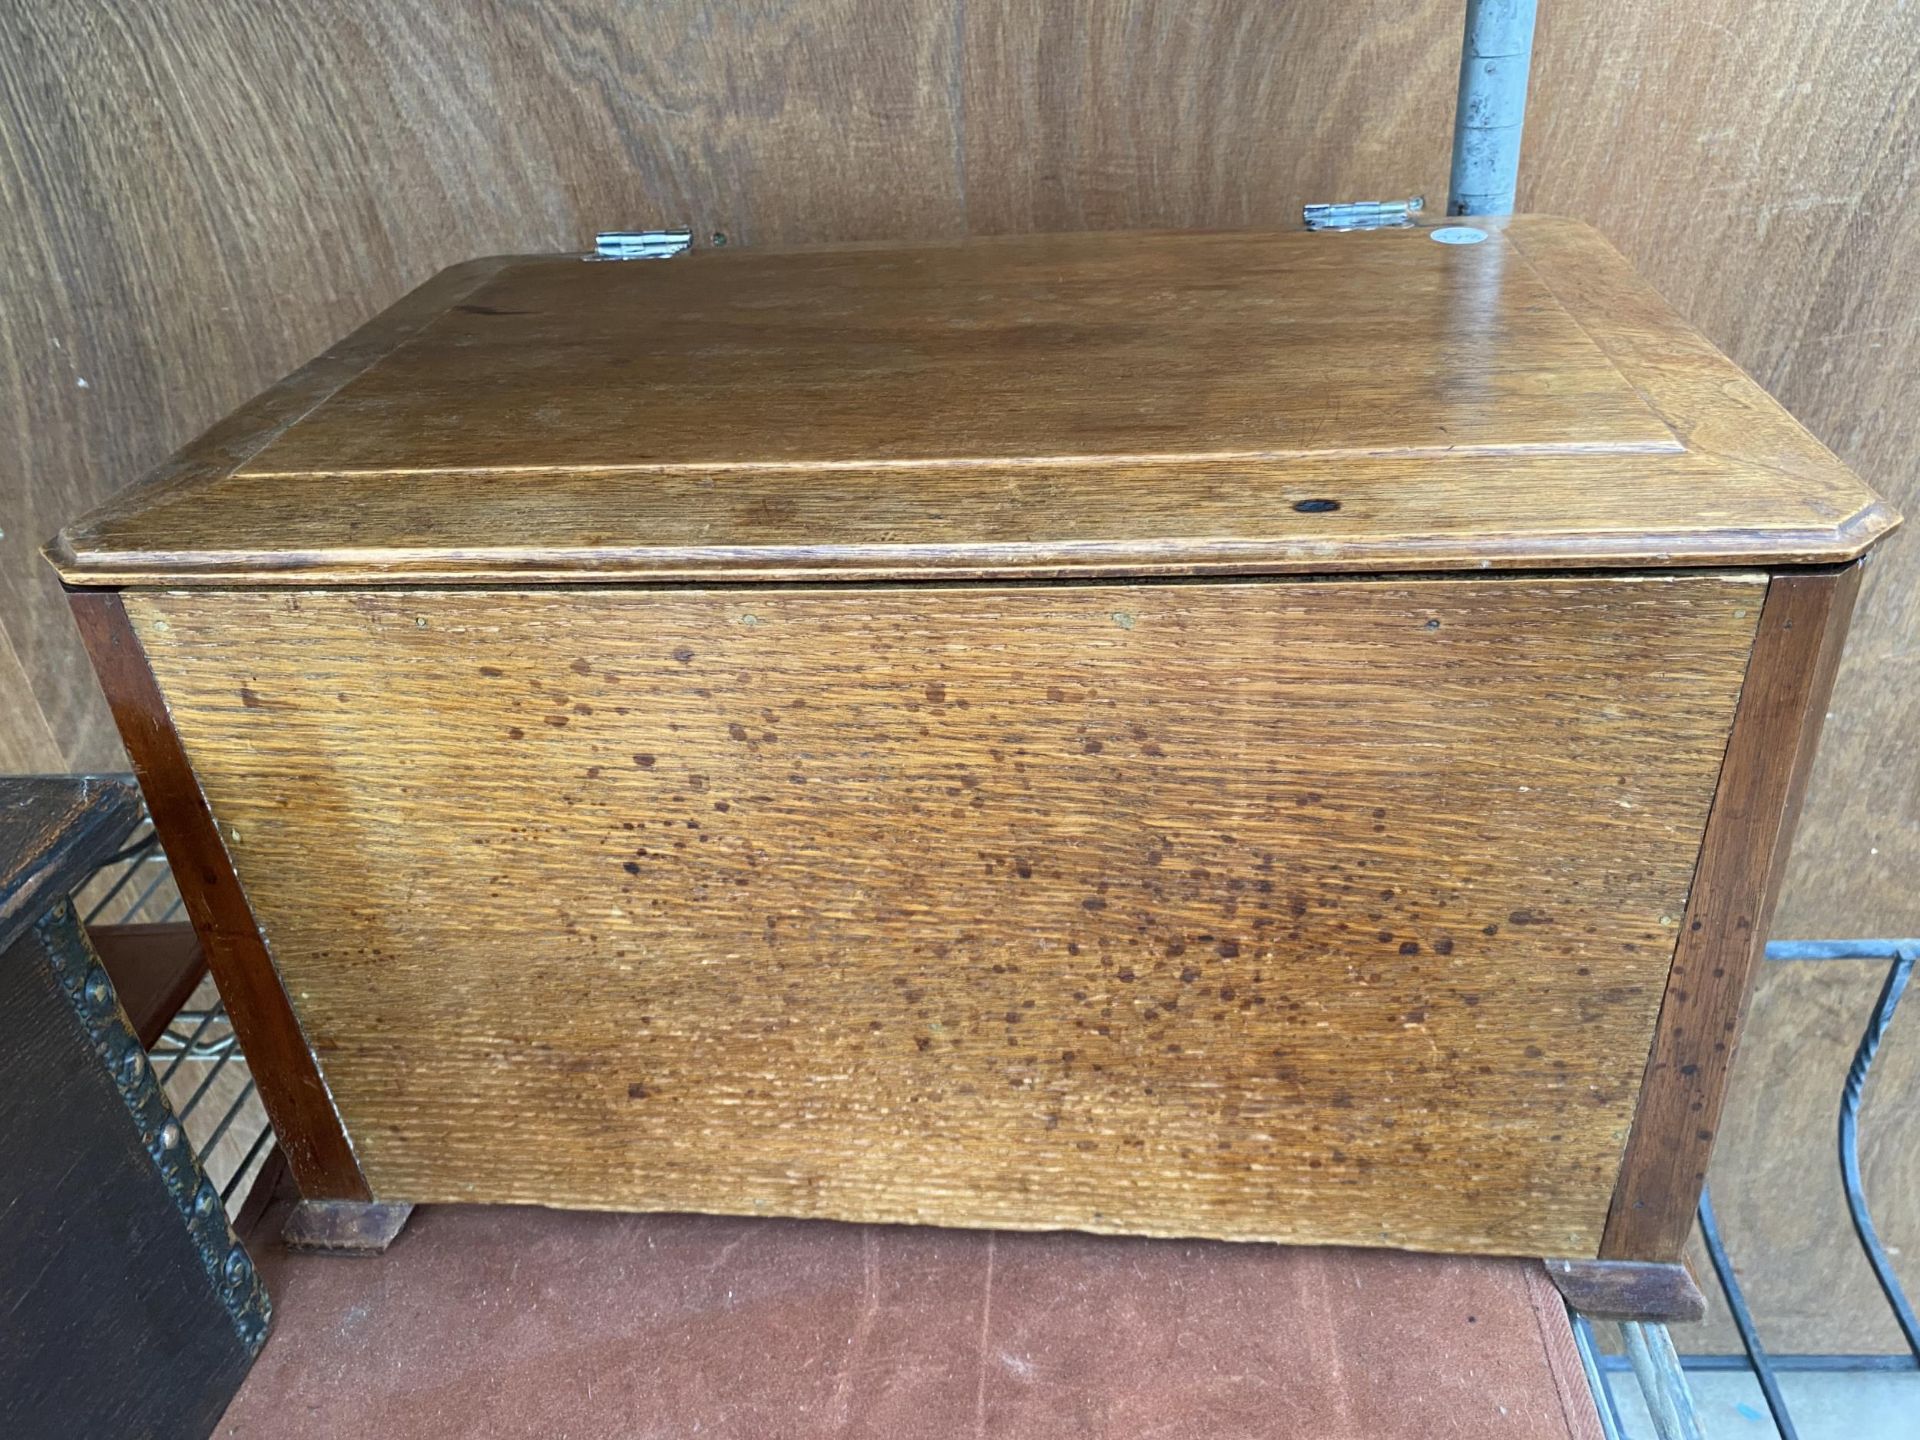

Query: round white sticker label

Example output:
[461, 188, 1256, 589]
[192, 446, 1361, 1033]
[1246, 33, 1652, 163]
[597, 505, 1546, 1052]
[1430, 226, 1488, 245]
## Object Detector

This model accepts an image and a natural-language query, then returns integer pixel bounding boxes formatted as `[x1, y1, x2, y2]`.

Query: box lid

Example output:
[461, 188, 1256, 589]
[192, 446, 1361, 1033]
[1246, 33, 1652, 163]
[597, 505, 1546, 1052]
[49, 217, 1896, 587]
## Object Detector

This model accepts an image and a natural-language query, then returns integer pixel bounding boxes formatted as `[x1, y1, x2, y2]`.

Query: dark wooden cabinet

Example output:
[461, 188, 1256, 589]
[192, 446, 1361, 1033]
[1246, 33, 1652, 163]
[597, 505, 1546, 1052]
[0, 777, 268, 1440]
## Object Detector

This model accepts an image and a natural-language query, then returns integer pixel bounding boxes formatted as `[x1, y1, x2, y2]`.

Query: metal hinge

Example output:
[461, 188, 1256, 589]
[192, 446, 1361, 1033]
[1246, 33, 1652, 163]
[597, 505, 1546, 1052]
[591, 228, 694, 261]
[1301, 196, 1425, 232]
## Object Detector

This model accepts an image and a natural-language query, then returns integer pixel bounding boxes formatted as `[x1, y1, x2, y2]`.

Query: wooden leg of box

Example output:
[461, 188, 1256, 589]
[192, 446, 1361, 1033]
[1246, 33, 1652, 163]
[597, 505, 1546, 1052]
[283, 1200, 415, 1255]
[68, 587, 373, 1205]
[1543, 1259, 1706, 1323]
[1599, 565, 1860, 1259]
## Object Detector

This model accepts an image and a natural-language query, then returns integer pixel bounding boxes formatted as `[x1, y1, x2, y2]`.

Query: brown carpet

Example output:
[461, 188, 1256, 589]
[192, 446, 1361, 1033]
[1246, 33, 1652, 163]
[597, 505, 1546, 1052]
[221, 1196, 1601, 1439]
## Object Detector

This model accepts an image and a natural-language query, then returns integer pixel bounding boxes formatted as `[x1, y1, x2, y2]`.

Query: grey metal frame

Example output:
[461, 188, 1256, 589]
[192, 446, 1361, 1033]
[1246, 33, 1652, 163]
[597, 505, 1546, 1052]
[1447, 0, 1539, 216]
[1579, 940, 1920, 1439]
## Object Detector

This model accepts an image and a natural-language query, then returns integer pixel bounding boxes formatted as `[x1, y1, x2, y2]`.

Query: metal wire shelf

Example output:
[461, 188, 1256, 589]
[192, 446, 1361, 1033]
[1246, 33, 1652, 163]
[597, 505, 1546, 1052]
[79, 811, 273, 1217]
[1579, 939, 1920, 1440]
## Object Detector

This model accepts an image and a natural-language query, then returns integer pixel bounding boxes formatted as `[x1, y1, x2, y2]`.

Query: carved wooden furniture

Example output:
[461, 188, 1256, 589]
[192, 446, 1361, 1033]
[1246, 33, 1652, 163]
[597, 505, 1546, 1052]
[0, 776, 268, 1440]
[49, 218, 1898, 1316]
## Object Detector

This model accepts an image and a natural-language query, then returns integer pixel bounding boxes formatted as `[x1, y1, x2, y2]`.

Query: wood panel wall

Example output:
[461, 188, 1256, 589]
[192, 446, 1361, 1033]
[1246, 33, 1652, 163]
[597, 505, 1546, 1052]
[2, 0, 1912, 1346]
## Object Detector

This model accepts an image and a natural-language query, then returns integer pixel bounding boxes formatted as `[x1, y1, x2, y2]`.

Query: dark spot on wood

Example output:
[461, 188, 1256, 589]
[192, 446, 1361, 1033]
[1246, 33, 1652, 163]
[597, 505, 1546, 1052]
[728, 722, 749, 742]
[633, 753, 655, 768]
[239, 684, 265, 708]
[672, 646, 695, 664]
[478, 666, 503, 677]
[1461, 992, 1481, 1006]
[914, 1036, 932, 1052]
[506, 726, 524, 739]
[1508, 909, 1548, 926]
[622, 861, 642, 875]
[573, 703, 593, 716]
[1524, 1045, 1544, 1058]
[1082, 739, 1104, 754]
[1082, 897, 1107, 911]
[585, 766, 601, 779]
[1398, 940, 1420, 956]
[545, 715, 569, 728]
[627, 1082, 648, 1098]
[1483, 923, 1500, 936]
[1216, 940, 1240, 958]
[1293, 497, 1340, 513]
[924, 682, 946, 704]
[1116, 969, 1136, 982]
[570, 658, 593, 675]
[1434, 937, 1454, 955]
[457, 303, 534, 316]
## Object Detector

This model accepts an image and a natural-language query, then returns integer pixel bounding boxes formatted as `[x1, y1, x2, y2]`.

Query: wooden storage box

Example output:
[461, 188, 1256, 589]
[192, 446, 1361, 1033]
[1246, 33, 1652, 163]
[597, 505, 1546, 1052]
[51, 218, 1897, 1315]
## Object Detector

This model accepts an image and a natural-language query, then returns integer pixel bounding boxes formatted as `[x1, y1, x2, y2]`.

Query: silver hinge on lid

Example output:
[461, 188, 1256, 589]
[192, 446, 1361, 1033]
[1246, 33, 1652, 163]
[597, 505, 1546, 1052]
[1301, 196, 1425, 232]
[591, 229, 694, 260]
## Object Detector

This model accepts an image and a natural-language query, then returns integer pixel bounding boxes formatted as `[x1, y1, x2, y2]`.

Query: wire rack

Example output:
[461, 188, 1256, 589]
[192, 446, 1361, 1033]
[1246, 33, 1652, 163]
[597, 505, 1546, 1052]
[77, 813, 275, 1217]
[1573, 940, 1919, 1440]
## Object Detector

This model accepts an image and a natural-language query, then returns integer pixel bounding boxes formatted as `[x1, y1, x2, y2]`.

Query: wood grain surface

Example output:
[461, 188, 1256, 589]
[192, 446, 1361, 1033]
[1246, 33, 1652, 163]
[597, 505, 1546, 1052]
[241, 228, 1678, 475]
[69, 591, 369, 1201]
[1543, 1259, 1705, 1324]
[49, 221, 1892, 587]
[86, 920, 207, 1050]
[1602, 565, 1860, 1261]
[127, 573, 1760, 1254]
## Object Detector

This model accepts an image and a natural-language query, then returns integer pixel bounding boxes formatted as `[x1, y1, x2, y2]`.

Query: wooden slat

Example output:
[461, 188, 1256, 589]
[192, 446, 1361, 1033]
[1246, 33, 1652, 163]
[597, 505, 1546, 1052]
[67, 589, 370, 1202]
[1601, 563, 1863, 1260]
[1543, 1259, 1706, 1324]
[87, 920, 207, 1051]
[127, 573, 1760, 1254]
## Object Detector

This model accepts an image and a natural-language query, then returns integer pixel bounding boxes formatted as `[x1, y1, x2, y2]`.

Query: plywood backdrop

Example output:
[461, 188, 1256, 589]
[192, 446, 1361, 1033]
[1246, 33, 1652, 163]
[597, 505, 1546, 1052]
[1, 0, 1912, 1345]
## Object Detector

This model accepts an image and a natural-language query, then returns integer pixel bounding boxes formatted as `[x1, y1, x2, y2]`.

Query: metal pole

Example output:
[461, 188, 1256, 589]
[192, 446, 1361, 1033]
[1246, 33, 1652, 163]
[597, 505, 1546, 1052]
[1447, 0, 1539, 215]
[1698, 1187, 1800, 1439]
[1622, 1322, 1706, 1440]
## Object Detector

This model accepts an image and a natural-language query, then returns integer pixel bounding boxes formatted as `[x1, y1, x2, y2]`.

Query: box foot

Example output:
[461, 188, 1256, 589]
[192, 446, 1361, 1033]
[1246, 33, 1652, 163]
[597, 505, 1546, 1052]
[1543, 1258, 1705, 1322]
[283, 1200, 415, 1255]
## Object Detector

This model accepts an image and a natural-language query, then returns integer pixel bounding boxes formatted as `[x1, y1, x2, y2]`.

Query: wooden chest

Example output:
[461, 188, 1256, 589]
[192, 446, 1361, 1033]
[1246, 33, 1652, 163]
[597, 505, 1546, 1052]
[51, 218, 1897, 1314]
